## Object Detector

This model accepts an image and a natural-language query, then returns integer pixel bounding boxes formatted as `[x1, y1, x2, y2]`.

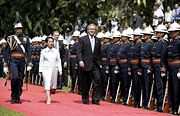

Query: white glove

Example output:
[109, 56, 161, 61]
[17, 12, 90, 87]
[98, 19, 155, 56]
[114, 70, 119, 74]
[138, 72, 142, 76]
[105, 70, 109, 74]
[161, 72, 166, 77]
[100, 65, 102, 69]
[27, 66, 32, 71]
[59, 71, 62, 75]
[3, 67, 8, 75]
[147, 69, 151, 74]
[177, 72, 180, 79]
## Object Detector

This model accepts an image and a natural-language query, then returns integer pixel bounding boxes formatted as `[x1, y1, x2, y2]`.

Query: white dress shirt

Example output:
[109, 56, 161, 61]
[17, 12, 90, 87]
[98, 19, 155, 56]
[89, 35, 95, 52]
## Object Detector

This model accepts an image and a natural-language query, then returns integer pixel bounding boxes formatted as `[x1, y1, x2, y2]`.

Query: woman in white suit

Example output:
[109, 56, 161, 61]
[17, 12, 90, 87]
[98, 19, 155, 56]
[39, 36, 62, 104]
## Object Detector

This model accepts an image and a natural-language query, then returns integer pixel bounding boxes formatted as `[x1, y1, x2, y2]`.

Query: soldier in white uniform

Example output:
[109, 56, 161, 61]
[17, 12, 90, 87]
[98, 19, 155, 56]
[39, 36, 62, 104]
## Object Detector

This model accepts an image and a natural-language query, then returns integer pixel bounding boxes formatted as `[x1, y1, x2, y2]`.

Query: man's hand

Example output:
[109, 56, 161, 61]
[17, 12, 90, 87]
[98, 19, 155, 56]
[3, 67, 8, 75]
[27, 66, 32, 71]
[79, 61, 84, 68]
[64, 62, 67, 68]
[39, 72, 42, 77]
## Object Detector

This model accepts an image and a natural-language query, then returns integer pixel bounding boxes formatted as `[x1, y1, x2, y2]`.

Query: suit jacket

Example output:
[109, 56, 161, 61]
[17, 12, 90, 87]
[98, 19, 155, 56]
[77, 35, 102, 71]
[55, 40, 68, 63]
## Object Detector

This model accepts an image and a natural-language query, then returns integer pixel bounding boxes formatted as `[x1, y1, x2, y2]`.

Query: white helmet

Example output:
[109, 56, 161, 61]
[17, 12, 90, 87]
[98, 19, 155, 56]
[133, 27, 143, 35]
[63, 39, 68, 45]
[112, 31, 121, 38]
[37, 37, 43, 42]
[0, 38, 7, 44]
[72, 30, 80, 37]
[126, 27, 134, 35]
[168, 22, 180, 31]
[103, 31, 112, 39]
[121, 29, 131, 37]
[96, 32, 104, 39]
[58, 35, 64, 40]
[41, 35, 47, 41]
[80, 31, 87, 37]
[142, 26, 154, 35]
[155, 24, 168, 33]
[14, 23, 23, 29]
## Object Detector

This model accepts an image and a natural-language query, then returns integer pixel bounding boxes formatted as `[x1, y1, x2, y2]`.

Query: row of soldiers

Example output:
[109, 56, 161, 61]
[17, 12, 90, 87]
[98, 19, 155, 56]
[99, 22, 180, 115]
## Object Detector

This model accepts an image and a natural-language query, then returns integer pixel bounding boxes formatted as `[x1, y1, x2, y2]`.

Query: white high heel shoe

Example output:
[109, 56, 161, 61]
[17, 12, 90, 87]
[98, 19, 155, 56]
[46, 97, 51, 105]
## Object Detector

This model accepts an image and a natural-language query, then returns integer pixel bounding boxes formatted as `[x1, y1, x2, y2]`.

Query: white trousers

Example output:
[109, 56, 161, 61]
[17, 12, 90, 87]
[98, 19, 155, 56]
[42, 68, 58, 90]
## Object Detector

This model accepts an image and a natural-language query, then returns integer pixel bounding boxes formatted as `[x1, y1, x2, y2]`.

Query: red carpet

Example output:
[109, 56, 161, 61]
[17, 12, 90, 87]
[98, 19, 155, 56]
[0, 78, 172, 116]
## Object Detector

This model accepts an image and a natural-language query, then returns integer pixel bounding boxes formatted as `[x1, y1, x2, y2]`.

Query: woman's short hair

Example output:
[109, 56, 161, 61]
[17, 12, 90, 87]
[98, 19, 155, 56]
[45, 36, 54, 43]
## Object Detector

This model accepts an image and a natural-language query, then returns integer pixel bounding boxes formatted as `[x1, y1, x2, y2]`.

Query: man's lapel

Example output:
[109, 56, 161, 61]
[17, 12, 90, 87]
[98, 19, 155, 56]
[94, 37, 98, 51]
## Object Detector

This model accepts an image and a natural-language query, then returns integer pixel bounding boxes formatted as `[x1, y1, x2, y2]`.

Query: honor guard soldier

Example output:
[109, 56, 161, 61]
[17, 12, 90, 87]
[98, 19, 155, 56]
[99, 32, 110, 100]
[30, 37, 36, 84]
[167, 22, 180, 115]
[3, 22, 32, 104]
[107, 31, 120, 103]
[150, 24, 168, 112]
[0, 39, 5, 78]
[140, 26, 154, 109]
[129, 27, 143, 108]
[69, 30, 80, 93]
[116, 29, 131, 105]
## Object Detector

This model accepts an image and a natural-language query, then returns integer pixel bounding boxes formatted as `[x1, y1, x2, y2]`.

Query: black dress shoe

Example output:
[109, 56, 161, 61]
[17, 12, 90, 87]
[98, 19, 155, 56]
[50, 89, 56, 94]
[155, 108, 163, 112]
[172, 111, 179, 115]
[15, 99, 22, 104]
[14, 98, 22, 104]
[82, 101, 89, 104]
[57, 86, 62, 90]
[10, 98, 16, 104]
[92, 100, 100, 105]
[111, 99, 115, 103]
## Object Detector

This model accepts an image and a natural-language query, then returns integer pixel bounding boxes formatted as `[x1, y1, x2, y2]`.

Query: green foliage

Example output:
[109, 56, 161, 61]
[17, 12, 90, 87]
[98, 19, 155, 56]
[0, 0, 112, 37]
[0, 105, 24, 116]
[0, 0, 179, 37]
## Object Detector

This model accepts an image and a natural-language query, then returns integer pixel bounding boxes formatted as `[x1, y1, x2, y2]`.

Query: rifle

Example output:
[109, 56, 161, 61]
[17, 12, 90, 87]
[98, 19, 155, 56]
[127, 79, 133, 106]
[3, 72, 8, 86]
[38, 74, 42, 86]
[25, 70, 30, 90]
[162, 75, 170, 113]
[35, 74, 38, 85]
[148, 75, 155, 110]
[3, 67, 10, 86]
[115, 81, 121, 104]
[140, 88, 143, 107]
[74, 77, 79, 94]
[89, 82, 93, 98]
[105, 76, 111, 102]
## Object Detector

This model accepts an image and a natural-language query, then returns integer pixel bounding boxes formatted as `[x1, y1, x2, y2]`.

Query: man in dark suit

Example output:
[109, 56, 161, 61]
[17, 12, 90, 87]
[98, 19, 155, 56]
[77, 24, 102, 105]
[52, 31, 68, 93]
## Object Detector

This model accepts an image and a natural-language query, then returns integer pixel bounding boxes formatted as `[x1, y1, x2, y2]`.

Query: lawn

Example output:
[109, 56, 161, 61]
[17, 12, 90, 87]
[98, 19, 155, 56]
[0, 105, 24, 116]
